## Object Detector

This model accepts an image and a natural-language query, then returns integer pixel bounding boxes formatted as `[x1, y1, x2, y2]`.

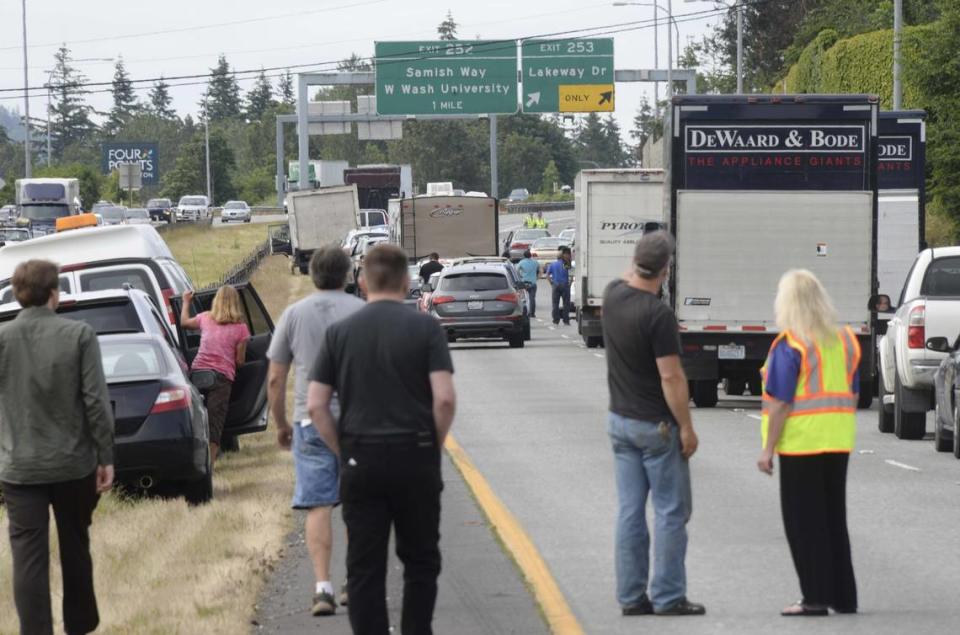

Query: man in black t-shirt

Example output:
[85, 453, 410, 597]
[601, 230, 705, 618]
[419, 252, 443, 285]
[308, 244, 456, 635]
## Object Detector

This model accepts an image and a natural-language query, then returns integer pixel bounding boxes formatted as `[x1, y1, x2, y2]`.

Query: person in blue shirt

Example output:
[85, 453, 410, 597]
[546, 246, 573, 325]
[516, 250, 540, 318]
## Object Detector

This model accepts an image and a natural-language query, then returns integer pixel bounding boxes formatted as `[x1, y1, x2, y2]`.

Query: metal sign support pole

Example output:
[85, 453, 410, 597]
[489, 115, 498, 199]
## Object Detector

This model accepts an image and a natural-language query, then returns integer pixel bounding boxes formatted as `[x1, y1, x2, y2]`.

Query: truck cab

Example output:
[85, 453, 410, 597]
[15, 177, 82, 238]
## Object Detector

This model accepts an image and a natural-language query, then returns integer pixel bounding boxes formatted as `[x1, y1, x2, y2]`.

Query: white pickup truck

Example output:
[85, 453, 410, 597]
[878, 246, 960, 439]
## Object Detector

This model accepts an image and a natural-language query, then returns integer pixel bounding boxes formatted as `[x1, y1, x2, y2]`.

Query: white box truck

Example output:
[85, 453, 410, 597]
[574, 169, 667, 347]
[15, 177, 82, 237]
[388, 195, 499, 261]
[669, 94, 879, 409]
[288, 185, 359, 274]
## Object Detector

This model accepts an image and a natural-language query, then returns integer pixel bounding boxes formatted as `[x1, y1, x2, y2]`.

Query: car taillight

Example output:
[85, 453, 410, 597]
[495, 292, 518, 304]
[151, 387, 190, 414]
[512, 242, 530, 250]
[162, 288, 176, 324]
[431, 295, 455, 305]
[907, 304, 926, 349]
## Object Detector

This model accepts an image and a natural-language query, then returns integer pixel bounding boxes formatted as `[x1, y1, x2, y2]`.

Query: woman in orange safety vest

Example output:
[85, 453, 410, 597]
[757, 269, 860, 617]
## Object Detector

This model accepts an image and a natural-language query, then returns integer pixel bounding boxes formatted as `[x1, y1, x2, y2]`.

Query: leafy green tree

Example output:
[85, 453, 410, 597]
[105, 58, 138, 135]
[162, 129, 236, 203]
[48, 46, 98, 159]
[278, 70, 295, 106]
[202, 55, 242, 121]
[541, 160, 560, 196]
[437, 11, 458, 40]
[498, 132, 550, 195]
[148, 78, 177, 120]
[245, 69, 274, 121]
[33, 163, 104, 210]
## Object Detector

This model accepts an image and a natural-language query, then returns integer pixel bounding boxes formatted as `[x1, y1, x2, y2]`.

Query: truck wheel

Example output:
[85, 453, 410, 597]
[723, 379, 745, 397]
[934, 401, 952, 452]
[878, 367, 894, 433]
[856, 390, 873, 410]
[692, 380, 718, 408]
[508, 332, 525, 349]
[584, 335, 602, 348]
[894, 374, 927, 440]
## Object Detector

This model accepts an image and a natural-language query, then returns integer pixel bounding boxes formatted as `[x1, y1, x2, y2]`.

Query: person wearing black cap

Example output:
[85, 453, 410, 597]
[602, 230, 705, 618]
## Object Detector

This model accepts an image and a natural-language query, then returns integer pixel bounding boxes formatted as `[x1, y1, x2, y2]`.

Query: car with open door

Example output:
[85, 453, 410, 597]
[170, 282, 274, 448]
[927, 335, 960, 459]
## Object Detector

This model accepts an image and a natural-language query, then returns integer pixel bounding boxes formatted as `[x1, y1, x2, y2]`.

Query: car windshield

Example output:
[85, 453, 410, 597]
[20, 204, 71, 221]
[224, 201, 248, 209]
[920, 257, 960, 297]
[559, 229, 574, 239]
[100, 339, 166, 380]
[515, 229, 549, 240]
[441, 273, 509, 292]
[180, 197, 206, 206]
[147, 199, 170, 208]
[533, 238, 564, 249]
[127, 209, 149, 219]
[101, 207, 125, 220]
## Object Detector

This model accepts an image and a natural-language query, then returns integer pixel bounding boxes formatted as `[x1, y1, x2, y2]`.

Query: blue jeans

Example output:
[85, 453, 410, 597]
[608, 412, 692, 611]
[526, 282, 537, 317]
[551, 283, 571, 324]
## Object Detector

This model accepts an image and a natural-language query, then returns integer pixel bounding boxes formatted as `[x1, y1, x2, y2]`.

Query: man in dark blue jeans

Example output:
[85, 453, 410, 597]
[601, 231, 705, 617]
[546, 246, 572, 325]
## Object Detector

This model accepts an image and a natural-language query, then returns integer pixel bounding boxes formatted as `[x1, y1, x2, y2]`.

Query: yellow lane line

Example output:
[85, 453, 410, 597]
[445, 434, 585, 635]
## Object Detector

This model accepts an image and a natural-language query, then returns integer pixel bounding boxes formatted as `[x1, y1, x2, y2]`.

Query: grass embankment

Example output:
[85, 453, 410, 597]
[164, 223, 273, 288]
[0, 255, 311, 635]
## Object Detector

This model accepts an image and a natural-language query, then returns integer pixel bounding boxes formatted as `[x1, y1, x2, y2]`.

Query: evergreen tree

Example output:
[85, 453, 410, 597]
[629, 97, 662, 165]
[201, 55, 242, 121]
[148, 77, 177, 119]
[541, 160, 560, 196]
[245, 69, 274, 121]
[48, 46, 97, 159]
[162, 129, 236, 203]
[105, 57, 138, 135]
[437, 11, 458, 40]
[278, 70, 295, 107]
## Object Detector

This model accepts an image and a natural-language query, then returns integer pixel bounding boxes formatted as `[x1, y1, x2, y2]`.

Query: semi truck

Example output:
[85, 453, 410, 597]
[574, 169, 667, 348]
[287, 160, 347, 190]
[287, 185, 358, 274]
[669, 94, 879, 409]
[343, 164, 413, 210]
[877, 110, 926, 300]
[388, 195, 499, 261]
[15, 177, 82, 238]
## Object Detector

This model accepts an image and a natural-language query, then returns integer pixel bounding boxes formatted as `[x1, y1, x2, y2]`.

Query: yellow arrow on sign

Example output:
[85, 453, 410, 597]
[558, 84, 615, 113]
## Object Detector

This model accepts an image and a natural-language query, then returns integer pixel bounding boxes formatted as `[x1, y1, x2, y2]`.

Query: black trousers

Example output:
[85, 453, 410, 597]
[551, 283, 571, 324]
[1, 472, 100, 635]
[779, 453, 857, 610]
[340, 441, 443, 635]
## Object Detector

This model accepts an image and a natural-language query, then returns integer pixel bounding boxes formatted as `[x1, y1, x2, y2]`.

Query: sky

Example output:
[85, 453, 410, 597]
[0, 0, 726, 142]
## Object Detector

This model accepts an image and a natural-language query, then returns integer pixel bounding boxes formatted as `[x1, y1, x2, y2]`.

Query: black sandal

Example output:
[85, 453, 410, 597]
[781, 601, 828, 617]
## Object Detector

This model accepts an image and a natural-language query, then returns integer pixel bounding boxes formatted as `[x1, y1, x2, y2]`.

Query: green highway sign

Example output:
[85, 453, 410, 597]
[521, 39, 615, 114]
[375, 41, 518, 115]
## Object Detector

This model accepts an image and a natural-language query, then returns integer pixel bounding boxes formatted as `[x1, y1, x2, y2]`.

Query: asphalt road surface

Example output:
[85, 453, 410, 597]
[449, 289, 960, 634]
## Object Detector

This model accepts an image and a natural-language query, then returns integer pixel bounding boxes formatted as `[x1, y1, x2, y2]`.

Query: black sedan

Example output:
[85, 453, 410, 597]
[429, 264, 526, 348]
[99, 332, 212, 502]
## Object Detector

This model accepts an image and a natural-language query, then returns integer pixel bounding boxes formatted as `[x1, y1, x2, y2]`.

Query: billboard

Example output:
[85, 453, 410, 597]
[101, 142, 159, 185]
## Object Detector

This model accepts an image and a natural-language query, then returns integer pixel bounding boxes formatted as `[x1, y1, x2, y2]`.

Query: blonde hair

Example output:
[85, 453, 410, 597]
[774, 269, 838, 342]
[209, 285, 245, 325]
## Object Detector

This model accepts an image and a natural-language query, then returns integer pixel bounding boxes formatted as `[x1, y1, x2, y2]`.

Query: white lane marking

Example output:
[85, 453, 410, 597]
[884, 459, 921, 472]
[593, 353, 604, 359]
[746, 414, 762, 421]
[561, 334, 570, 339]
[548, 326, 556, 331]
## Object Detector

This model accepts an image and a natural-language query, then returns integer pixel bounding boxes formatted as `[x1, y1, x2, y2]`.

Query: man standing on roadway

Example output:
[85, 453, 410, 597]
[308, 244, 456, 635]
[419, 252, 443, 285]
[523, 212, 537, 228]
[267, 246, 364, 617]
[516, 249, 540, 318]
[536, 211, 549, 230]
[0, 259, 115, 635]
[601, 231, 705, 617]
[546, 246, 573, 325]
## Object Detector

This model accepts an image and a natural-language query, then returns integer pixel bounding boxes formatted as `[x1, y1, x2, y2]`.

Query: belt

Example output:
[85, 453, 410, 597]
[342, 434, 435, 448]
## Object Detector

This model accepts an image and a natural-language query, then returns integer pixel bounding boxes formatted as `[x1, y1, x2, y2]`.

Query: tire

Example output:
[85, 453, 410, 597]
[894, 374, 927, 440]
[954, 402, 960, 459]
[298, 262, 309, 275]
[585, 335, 602, 348]
[523, 319, 531, 342]
[748, 378, 762, 397]
[183, 452, 213, 506]
[245, 218, 251, 223]
[508, 332, 525, 348]
[723, 379, 746, 397]
[934, 401, 952, 452]
[220, 433, 240, 453]
[878, 366, 894, 433]
[692, 380, 719, 409]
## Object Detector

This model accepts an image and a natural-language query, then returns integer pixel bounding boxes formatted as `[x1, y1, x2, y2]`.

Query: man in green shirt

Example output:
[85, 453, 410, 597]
[0, 259, 114, 635]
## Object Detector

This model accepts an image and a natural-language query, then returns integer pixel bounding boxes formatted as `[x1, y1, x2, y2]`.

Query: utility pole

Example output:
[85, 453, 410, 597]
[21, 0, 31, 178]
[666, 0, 673, 101]
[204, 107, 212, 203]
[653, 5, 660, 116]
[736, 0, 744, 93]
[46, 73, 52, 167]
[892, 0, 903, 110]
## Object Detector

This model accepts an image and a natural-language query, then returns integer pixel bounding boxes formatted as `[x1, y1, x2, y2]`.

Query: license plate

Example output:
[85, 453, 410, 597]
[718, 345, 746, 360]
[467, 300, 483, 310]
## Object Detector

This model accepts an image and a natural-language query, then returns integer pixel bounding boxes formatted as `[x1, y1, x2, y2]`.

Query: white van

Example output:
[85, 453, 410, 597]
[0, 224, 194, 335]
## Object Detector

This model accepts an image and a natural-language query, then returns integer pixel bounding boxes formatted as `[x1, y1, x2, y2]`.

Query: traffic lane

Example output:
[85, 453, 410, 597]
[449, 314, 960, 633]
[499, 210, 574, 236]
[213, 213, 286, 227]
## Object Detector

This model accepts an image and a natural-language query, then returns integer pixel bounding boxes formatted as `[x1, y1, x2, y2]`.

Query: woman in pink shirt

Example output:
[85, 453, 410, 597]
[180, 285, 250, 463]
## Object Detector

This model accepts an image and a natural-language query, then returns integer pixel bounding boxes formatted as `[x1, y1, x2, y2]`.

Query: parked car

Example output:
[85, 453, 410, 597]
[0, 224, 195, 335]
[92, 200, 115, 214]
[146, 197, 175, 223]
[124, 208, 152, 225]
[877, 247, 960, 439]
[427, 264, 526, 348]
[530, 237, 568, 267]
[99, 205, 128, 226]
[507, 188, 530, 202]
[176, 195, 211, 222]
[501, 228, 550, 262]
[558, 227, 575, 245]
[0, 204, 17, 225]
[928, 335, 960, 458]
[0, 227, 31, 245]
[357, 208, 388, 228]
[448, 256, 531, 340]
[221, 200, 252, 223]
[342, 227, 389, 255]
[350, 234, 390, 296]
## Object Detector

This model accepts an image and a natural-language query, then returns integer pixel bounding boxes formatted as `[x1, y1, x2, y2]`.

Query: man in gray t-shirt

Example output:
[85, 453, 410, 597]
[267, 246, 363, 617]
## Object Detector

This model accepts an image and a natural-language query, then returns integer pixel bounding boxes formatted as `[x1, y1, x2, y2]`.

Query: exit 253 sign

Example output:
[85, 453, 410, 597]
[521, 39, 614, 113]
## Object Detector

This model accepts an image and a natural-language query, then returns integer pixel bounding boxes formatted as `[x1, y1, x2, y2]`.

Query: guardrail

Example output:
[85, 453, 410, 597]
[200, 238, 272, 291]
[504, 201, 575, 215]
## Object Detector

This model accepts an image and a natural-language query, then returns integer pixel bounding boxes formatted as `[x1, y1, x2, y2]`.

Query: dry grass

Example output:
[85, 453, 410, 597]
[0, 255, 312, 635]
[163, 223, 275, 288]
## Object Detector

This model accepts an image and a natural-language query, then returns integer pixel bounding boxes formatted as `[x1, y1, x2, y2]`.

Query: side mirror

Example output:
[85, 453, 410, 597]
[926, 337, 951, 353]
[869, 294, 893, 313]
